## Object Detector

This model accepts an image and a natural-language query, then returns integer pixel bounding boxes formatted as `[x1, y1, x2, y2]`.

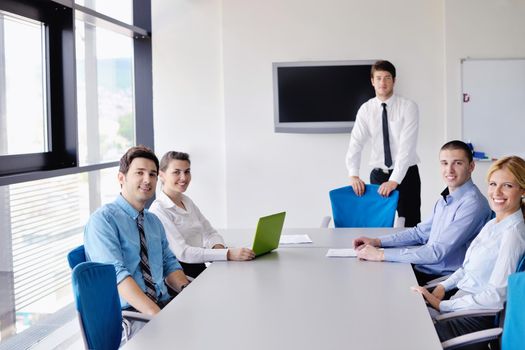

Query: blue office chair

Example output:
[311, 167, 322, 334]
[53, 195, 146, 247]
[326, 184, 399, 228]
[68, 245, 86, 269]
[68, 245, 152, 348]
[72, 262, 125, 350]
[440, 271, 525, 349]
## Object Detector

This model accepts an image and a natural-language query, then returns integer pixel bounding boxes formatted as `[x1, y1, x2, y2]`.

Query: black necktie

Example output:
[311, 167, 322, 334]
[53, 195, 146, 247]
[382, 103, 393, 168]
[137, 211, 158, 303]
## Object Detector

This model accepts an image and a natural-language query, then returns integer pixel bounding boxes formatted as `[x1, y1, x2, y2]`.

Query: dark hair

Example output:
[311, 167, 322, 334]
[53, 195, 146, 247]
[440, 140, 473, 163]
[159, 151, 191, 172]
[119, 145, 159, 174]
[371, 60, 396, 79]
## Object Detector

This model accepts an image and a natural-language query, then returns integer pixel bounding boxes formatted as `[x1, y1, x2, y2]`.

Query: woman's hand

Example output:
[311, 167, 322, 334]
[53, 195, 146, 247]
[411, 286, 441, 311]
[227, 248, 255, 261]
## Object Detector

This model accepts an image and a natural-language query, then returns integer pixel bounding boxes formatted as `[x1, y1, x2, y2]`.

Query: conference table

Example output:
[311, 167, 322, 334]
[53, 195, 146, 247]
[123, 228, 443, 350]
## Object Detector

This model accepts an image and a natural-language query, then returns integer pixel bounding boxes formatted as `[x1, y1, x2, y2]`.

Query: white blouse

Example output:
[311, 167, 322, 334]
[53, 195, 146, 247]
[440, 209, 525, 312]
[150, 191, 227, 263]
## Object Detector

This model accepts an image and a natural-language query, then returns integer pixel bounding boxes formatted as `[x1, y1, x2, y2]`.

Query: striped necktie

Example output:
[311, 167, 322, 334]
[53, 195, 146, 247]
[136, 211, 158, 303]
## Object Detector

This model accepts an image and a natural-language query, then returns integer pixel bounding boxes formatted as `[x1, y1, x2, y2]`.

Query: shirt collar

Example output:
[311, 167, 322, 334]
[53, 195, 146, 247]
[115, 194, 141, 220]
[375, 94, 396, 107]
[156, 189, 178, 209]
[442, 178, 475, 204]
[493, 209, 524, 231]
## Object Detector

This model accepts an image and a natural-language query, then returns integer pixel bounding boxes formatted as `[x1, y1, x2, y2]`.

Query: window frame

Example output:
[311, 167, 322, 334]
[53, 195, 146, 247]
[0, 0, 153, 185]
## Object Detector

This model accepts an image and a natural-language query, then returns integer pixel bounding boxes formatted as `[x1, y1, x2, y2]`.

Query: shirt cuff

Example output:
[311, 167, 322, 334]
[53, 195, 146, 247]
[207, 237, 226, 248]
[439, 300, 454, 313]
[347, 168, 359, 178]
[382, 248, 401, 262]
[389, 173, 404, 185]
[378, 235, 393, 247]
[203, 248, 228, 262]
[440, 278, 456, 292]
[115, 269, 131, 285]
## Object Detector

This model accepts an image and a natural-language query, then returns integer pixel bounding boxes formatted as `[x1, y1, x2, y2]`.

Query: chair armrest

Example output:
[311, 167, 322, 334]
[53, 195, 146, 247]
[320, 216, 331, 228]
[435, 308, 502, 322]
[122, 310, 153, 322]
[441, 328, 502, 349]
[424, 275, 451, 289]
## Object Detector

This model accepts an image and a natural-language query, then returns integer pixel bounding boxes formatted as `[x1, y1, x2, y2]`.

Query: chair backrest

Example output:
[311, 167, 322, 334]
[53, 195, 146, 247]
[72, 262, 123, 350]
[501, 271, 525, 350]
[68, 245, 86, 269]
[329, 184, 399, 228]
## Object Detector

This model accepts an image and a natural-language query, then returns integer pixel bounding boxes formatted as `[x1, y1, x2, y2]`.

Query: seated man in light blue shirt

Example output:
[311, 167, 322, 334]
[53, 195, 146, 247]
[353, 140, 492, 285]
[84, 145, 190, 318]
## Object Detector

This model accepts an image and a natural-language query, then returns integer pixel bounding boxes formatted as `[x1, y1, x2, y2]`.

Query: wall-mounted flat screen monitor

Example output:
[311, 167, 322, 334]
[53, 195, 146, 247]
[273, 60, 376, 133]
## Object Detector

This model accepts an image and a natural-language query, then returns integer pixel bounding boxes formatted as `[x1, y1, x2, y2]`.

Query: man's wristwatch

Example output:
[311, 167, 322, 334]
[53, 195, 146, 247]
[180, 283, 189, 291]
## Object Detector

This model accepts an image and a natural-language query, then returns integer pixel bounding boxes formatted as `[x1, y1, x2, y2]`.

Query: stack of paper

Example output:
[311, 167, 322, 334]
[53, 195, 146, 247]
[279, 234, 313, 244]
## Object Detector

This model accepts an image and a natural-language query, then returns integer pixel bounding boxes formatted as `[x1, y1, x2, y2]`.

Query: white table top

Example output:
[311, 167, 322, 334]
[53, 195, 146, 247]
[123, 228, 442, 350]
[221, 227, 406, 249]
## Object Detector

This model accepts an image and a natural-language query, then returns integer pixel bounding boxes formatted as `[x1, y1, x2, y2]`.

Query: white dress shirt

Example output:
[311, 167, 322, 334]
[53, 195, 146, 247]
[345, 95, 420, 184]
[440, 209, 525, 312]
[149, 191, 227, 263]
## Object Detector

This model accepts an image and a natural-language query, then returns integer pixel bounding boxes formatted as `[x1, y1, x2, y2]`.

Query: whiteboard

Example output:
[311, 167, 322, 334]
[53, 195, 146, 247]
[462, 58, 525, 159]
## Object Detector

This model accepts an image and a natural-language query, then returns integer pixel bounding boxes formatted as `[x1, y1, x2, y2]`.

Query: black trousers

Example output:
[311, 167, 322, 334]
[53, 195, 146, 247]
[412, 266, 446, 286]
[370, 164, 421, 227]
[179, 261, 207, 279]
[434, 315, 497, 350]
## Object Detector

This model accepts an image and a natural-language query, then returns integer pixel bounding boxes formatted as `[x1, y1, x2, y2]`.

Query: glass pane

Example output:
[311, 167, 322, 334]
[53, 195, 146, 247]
[0, 12, 47, 156]
[75, 0, 133, 25]
[76, 19, 135, 166]
[0, 167, 119, 344]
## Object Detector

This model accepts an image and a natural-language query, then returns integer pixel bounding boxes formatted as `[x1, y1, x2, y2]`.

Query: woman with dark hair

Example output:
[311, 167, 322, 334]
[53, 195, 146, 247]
[150, 151, 254, 278]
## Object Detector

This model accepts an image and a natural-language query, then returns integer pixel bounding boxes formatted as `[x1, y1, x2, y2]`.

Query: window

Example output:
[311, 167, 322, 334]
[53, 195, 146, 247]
[0, 0, 152, 346]
[0, 0, 76, 177]
[0, 12, 47, 156]
[76, 20, 136, 165]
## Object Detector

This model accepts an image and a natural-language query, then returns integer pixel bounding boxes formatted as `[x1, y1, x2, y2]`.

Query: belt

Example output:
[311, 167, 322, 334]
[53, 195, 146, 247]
[373, 167, 391, 174]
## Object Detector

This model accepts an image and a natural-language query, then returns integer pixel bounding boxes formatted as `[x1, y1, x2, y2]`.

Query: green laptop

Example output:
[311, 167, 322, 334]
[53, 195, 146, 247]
[252, 212, 286, 256]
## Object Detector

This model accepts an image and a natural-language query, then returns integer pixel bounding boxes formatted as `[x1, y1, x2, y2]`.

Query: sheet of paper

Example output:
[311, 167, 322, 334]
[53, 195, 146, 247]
[325, 248, 356, 258]
[279, 234, 313, 244]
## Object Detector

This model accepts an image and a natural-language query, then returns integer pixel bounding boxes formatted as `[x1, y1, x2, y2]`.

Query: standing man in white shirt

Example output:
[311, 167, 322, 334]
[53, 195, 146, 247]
[346, 60, 421, 227]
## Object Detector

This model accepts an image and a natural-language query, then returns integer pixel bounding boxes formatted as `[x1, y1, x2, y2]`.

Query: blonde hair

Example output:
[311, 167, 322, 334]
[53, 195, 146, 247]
[487, 156, 525, 218]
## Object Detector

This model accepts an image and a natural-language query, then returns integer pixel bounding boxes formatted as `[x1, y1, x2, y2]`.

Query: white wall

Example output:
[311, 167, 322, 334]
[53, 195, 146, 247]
[444, 0, 525, 193]
[152, 0, 227, 227]
[156, 0, 525, 229]
[220, 0, 444, 227]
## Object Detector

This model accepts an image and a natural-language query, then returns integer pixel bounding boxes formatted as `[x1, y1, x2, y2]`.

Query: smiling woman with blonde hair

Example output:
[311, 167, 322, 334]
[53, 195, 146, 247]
[412, 156, 525, 345]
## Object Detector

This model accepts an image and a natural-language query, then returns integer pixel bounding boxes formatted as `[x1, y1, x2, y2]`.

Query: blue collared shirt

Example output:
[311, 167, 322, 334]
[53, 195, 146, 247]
[84, 195, 182, 308]
[380, 179, 491, 275]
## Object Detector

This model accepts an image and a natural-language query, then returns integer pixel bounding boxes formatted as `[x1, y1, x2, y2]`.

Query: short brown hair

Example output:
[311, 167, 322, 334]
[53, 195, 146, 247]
[440, 140, 473, 163]
[159, 151, 191, 172]
[119, 145, 159, 174]
[371, 60, 396, 79]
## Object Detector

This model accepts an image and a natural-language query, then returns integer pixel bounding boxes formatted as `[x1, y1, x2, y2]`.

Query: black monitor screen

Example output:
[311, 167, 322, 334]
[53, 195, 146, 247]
[276, 65, 375, 123]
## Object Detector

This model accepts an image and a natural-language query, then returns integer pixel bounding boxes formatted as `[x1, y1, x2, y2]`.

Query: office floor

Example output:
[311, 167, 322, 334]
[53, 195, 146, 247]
[30, 319, 82, 350]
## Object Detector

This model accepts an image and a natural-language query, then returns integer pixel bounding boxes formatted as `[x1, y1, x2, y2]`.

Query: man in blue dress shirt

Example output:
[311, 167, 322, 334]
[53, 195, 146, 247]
[84, 145, 190, 317]
[353, 140, 492, 285]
